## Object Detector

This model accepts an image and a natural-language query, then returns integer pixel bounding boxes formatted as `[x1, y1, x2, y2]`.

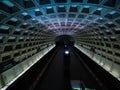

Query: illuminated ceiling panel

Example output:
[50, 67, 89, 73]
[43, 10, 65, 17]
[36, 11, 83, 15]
[0, 0, 119, 35]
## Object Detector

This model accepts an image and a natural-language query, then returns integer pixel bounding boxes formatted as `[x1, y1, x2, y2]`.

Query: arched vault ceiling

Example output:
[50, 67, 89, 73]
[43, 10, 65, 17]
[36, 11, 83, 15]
[0, 0, 120, 35]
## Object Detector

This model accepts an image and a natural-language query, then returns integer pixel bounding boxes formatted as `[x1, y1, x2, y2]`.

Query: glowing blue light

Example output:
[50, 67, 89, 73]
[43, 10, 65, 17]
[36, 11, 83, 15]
[108, 22, 112, 24]
[35, 9, 40, 11]
[15, 28, 20, 31]
[59, 5, 64, 7]
[32, 18, 35, 20]
[2, 0, 14, 7]
[0, 25, 9, 29]
[97, 8, 103, 10]
[99, 18, 103, 20]
[115, 28, 120, 31]
[84, 6, 89, 8]
[71, 5, 77, 7]
[9, 36, 15, 39]
[23, 23, 27, 25]
[22, 12, 28, 16]
[110, 11, 116, 14]
[11, 18, 18, 22]
[65, 50, 70, 55]
[47, 6, 52, 9]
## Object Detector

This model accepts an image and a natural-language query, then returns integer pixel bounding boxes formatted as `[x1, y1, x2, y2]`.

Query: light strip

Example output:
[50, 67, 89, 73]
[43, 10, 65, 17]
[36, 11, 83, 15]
[2, 0, 14, 7]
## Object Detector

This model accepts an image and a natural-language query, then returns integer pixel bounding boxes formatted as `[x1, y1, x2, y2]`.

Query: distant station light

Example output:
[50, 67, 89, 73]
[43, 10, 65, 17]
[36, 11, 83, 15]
[64, 50, 70, 55]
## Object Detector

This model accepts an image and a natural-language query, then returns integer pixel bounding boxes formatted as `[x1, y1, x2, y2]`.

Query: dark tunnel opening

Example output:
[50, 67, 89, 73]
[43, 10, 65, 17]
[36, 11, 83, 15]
[55, 35, 75, 47]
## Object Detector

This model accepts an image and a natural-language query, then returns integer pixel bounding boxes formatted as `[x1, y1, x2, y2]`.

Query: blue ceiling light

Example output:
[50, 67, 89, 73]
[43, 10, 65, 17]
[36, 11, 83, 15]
[15, 28, 20, 31]
[2, 0, 14, 7]
[59, 5, 64, 7]
[84, 6, 89, 8]
[97, 8, 103, 10]
[0, 25, 9, 30]
[115, 28, 120, 31]
[10, 18, 18, 22]
[35, 8, 40, 11]
[71, 5, 77, 7]
[32, 18, 35, 20]
[8, 36, 15, 39]
[99, 18, 103, 19]
[23, 23, 27, 25]
[108, 22, 112, 24]
[47, 6, 52, 9]
[22, 12, 28, 16]
[110, 11, 116, 15]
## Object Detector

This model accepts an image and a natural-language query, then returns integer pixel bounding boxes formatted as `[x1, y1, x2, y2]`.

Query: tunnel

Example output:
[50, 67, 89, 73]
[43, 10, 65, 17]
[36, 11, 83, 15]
[0, 0, 120, 90]
[55, 35, 75, 46]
